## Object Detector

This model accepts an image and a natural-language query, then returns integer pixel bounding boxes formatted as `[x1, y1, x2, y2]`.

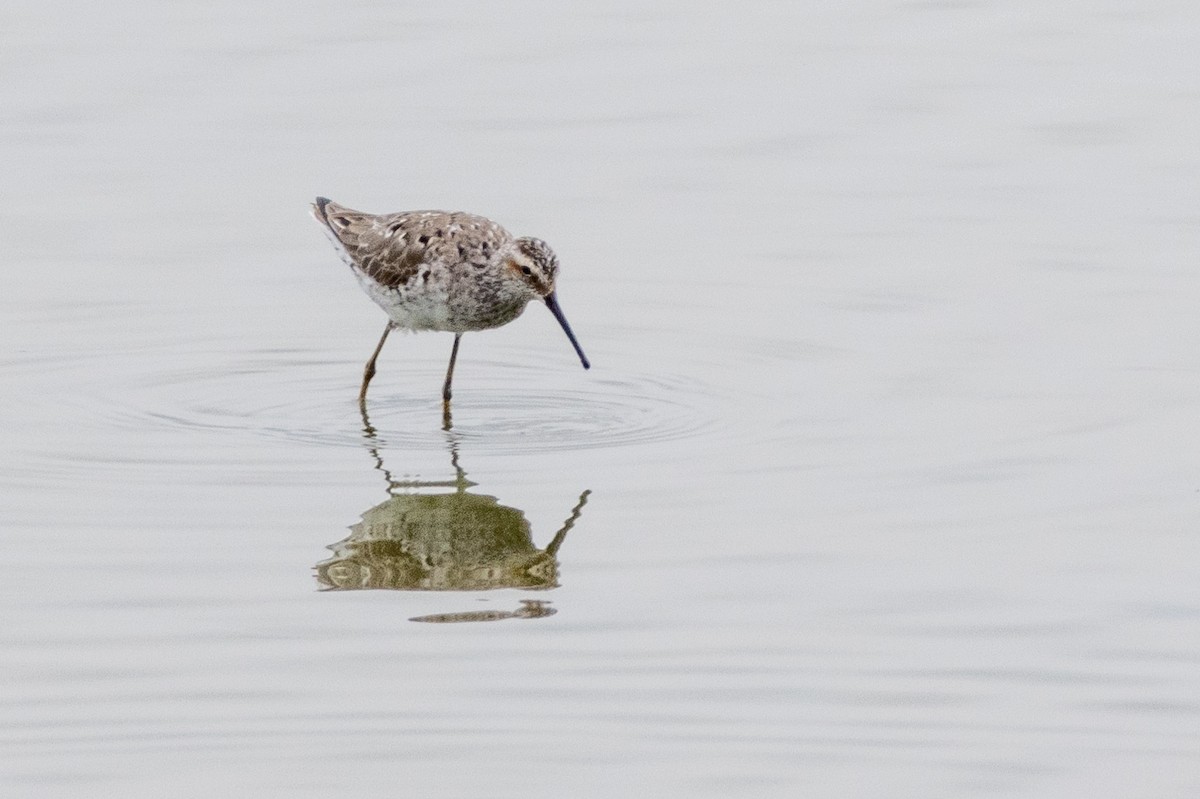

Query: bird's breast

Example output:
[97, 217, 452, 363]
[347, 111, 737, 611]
[354, 263, 529, 333]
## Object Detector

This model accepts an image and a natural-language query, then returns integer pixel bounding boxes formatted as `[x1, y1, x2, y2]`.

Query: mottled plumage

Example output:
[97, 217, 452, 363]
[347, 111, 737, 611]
[311, 197, 589, 410]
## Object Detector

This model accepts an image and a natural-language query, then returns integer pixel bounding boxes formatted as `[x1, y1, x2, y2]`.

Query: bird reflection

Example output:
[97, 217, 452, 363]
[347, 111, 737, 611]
[409, 599, 558, 624]
[315, 405, 590, 620]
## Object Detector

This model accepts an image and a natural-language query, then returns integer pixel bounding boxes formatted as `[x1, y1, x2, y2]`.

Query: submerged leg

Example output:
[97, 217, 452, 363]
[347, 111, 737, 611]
[442, 333, 462, 405]
[359, 322, 392, 403]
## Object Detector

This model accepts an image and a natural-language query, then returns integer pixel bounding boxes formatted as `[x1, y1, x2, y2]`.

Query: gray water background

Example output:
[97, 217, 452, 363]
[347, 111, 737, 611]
[3, 1, 1199, 796]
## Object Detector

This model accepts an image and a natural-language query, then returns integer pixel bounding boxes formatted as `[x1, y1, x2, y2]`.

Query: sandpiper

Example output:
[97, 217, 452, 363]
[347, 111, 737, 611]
[311, 197, 590, 407]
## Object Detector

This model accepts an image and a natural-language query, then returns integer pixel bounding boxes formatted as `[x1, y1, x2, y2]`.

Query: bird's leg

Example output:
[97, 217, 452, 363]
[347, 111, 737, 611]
[442, 333, 462, 406]
[359, 322, 392, 404]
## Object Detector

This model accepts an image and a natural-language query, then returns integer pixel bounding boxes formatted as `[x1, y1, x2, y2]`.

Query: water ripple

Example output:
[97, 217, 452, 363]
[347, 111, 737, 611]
[84, 349, 724, 456]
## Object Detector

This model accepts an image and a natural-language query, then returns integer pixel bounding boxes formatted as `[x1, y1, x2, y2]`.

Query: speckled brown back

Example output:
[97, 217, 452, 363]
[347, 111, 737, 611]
[314, 199, 514, 289]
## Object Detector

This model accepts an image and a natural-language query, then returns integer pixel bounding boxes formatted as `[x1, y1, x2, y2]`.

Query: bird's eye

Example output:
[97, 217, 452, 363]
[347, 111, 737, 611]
[521, 266, 533, 276]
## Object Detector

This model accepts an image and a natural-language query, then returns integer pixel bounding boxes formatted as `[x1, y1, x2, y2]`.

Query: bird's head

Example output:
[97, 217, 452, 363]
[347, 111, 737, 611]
[508, 237, 559, 298]
[506, 237, 589, 370]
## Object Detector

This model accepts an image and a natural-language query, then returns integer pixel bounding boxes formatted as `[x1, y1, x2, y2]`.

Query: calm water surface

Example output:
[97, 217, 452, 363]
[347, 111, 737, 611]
[3, 2, 1200, 796]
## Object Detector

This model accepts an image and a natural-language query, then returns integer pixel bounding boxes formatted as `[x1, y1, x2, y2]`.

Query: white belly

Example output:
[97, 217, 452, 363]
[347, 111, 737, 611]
[353, 269, 454, 331]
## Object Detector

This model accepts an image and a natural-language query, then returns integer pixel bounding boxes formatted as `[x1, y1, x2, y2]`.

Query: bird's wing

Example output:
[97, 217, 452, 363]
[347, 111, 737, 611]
[313, 199, 512, 288]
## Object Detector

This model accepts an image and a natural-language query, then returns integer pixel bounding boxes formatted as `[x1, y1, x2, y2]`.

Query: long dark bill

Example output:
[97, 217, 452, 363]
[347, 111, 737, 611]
[544, 291, 591, 370]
